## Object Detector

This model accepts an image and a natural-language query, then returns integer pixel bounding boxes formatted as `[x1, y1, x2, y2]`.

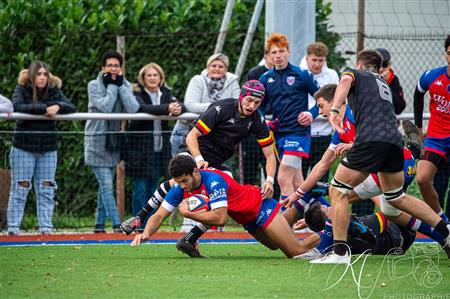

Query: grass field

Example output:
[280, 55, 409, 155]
[1, 243, 449, 299]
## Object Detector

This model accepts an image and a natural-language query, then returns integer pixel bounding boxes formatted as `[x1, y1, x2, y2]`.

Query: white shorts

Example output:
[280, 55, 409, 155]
[353, 175, 381, 200]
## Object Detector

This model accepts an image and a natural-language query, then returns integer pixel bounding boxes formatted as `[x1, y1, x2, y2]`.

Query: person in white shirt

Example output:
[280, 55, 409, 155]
[299, 42, 339, 185]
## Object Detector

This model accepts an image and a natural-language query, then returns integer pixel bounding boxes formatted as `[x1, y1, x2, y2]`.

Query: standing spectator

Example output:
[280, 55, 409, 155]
[299, 42, 339, 185]
[170, 53, 240, 157]
[413, 36, 450, 223]
[84, 50, 139, 233]
[123, 63, 185, 227]
[0, 94, 13, 113]
[259, 33, 319, 205]
[376, 48, 406, 115]
[7, 61, 76, 235]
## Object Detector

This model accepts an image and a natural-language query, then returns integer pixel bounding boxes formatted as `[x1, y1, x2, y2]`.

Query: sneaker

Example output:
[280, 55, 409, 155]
[120, 216, 141, 235]
[113, 225, 122, 233]
[402, 120, 424, 158]
[293, 248, 323, 260]
[176, 238, 206, 258]
[93, 224, 106, 233]
[310, 251, 350, 264]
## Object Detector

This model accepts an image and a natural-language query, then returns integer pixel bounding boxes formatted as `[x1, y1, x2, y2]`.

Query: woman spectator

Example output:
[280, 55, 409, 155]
[7, 60, 76, 235]
[84, 50, 139, 233]
[124, 63, 184, 226]
[170, 53, 240, 156]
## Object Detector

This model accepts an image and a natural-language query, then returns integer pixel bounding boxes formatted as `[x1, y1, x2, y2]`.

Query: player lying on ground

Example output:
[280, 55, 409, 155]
[282, 84, 449, 254]
[122, 80, 277, 257]
[131, 154, 315, 258]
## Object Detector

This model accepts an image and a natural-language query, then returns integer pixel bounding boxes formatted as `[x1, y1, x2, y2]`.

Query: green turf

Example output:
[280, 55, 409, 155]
[1, 243, 449, 299]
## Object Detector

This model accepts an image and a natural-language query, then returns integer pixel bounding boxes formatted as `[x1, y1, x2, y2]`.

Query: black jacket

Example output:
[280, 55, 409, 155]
[123, 84, 185, 178]
[12, 76, 76, 153]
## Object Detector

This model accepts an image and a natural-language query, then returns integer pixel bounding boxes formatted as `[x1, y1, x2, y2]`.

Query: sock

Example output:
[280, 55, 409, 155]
[333, 240, 348, 256]
[435, 220, 450, 239]
[407, 217, 445, 245]
[184, 223, 209, 244]
[317, 196, 331, 207]
[316, 223, 333, 253]
[438, 210, 449, 223]
[136, 180, 172, 220]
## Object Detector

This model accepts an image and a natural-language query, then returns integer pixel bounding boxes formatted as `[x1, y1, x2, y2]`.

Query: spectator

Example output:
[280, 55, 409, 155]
[170, 53, 240, 157]
[0, 94, 13, 113]
[259, 33, 319, 205]
[376, 48, 406, 115]
[7, 60, 76, 235]
[299, 42, 339, 185]
[123, 63, 185, 227]
[84, 50, 139, 233]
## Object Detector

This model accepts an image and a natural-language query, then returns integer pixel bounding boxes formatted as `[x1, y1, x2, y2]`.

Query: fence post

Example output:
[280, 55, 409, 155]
[357, 0, 365, 52]
[116, 35, 126, 221]
[214, 0, 235, 54]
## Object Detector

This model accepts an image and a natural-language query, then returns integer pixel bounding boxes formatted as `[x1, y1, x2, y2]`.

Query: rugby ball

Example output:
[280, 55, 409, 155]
[187, 194, 210, 212]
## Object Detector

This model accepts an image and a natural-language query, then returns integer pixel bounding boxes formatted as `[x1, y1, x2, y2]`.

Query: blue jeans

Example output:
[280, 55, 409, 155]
[131, 177, 151, 216]
[170, 121, 189, 157]
[7, 147, 57, 233]
[92, 166, 121, 226]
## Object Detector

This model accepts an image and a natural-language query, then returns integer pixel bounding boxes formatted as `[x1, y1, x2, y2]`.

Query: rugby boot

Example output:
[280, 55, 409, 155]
[120, 216, 141, 235]
[176, 238, 206, 258]
[402, 120, 424, 159]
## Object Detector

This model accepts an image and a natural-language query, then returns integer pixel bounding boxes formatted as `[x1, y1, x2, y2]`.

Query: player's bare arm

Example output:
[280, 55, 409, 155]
[186, 127, 209, 169]
[179, 201, 228, 226]
[330, 75, 352, 134]
[260, 145, 276, 199]
[131, 206, 171, 247]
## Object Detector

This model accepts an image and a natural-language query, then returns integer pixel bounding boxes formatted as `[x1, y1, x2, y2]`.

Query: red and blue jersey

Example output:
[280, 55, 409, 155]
[329, 105, 356, 151]
[162, 168, 262, 224]
[417, 66, 450, 138]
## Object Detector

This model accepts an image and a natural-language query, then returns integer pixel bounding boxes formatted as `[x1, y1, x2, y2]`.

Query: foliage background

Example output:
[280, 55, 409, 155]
[0, 0, 344, 224]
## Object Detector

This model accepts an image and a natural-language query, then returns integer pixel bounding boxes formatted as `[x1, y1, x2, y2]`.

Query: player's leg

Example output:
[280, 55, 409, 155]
[329, 165, 368, 255]
[121, 179, 174, 234]
[378, 171, 450, 244]
[416, 159, 443, 213]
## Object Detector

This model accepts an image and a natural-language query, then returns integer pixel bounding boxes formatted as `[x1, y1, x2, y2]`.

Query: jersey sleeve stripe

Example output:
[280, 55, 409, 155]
[196, 119, 211, 134]
[210, 201, 228, 210]
[341, 71, 355, 84]
[161, 200, 177, 213]
[257, 135, 274, 147]
[375, 211, 386, 233]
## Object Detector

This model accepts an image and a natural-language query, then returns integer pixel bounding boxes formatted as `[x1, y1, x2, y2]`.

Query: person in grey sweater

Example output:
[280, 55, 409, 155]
[0, 94, 13, 113]
[170, 53, 240, 157]
[84, 50, 139, 233]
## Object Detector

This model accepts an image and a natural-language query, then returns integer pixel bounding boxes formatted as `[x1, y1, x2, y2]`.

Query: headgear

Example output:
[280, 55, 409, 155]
[239, 80, 265, 103]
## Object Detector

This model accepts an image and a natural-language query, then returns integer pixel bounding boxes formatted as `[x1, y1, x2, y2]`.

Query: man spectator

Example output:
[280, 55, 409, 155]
[299, 42, 339, 186]
[84, 50, 139, 233]
[259, 33, 319, 205]
[377, 48, 406, 115]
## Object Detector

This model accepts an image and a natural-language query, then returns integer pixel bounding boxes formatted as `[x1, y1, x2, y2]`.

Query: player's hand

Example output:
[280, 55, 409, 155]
[293, 219, 307, 230]
[418, 128, 424, 141]
[261, 181, 274, 199]
[281, 190, 302, 208]
[131, 233, 148, 247]
[196, 160, 209, 169]
[297, 112, 313, 126]
[178, 199, 191, 217]
[45, 104, 60, 118]
[329, 111, 344, 134]
[335, 143, 352, 156]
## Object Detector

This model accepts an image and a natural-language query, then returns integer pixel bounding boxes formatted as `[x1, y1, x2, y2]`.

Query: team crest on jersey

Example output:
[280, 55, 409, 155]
[266, 208, 272, 216]
[216, 106, 221, 114]
[287, 76, 295, 86]
[268, 77, 274, 83]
